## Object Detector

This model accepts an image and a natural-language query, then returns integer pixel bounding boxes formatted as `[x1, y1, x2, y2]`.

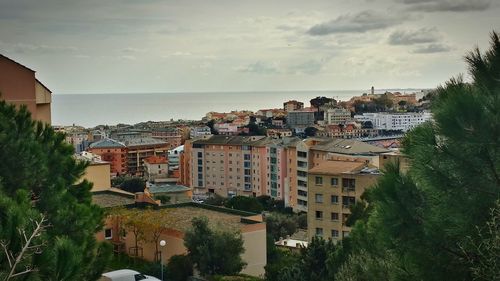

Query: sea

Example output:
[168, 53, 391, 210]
[52, 90, 425, 128]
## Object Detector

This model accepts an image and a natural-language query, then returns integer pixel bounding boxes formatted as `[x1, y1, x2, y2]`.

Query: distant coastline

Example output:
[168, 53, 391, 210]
[52, 90, 426, 127]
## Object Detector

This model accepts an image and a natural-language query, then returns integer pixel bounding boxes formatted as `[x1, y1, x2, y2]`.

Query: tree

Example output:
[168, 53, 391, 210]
[0, 100, 110, 280]
[304, 127, 317, 137]
[265, 213, 298, 240]
[119, 177, 146, 193]
[337, 32, 500, 281]
[184, 217, 246, 276]
[167, 254, 193, 281]
[225, 196, 264, 213]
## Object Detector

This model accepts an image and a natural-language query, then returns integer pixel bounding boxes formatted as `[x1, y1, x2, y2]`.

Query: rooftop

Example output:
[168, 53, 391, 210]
[124, 137, 168, 147]
[311, 138, 390, 155]
[308, 160, 370, 175]
[89, 138, 126, 149]
[148, 184, 191, 194]
[92, 189, 135, 208]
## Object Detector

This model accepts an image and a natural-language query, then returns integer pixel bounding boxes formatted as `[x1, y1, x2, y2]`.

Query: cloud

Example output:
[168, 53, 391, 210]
[411, 43, 451, 53]
[235, 61, 280, 74]
[388, 27, 440, 45]
[3, 42, 79, 54]
[121, 47, 148, 53]
[307, 10, 406, 36]
[399, 0, 491, 12]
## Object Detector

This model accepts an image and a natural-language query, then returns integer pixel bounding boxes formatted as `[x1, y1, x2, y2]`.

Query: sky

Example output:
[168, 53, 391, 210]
[0, 0, 499, 94]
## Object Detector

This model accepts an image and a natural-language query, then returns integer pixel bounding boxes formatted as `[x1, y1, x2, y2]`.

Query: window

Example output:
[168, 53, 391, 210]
[315, 211, 323, 220]
[298, 190, 307, 197]
[104, 228, 112, 240]
[315, 228, 323, 236]
[297, 151, 307, 158]
[331, 212, 339, 221]
[331, 195, 339, 204]
[331, 229, 339, 238]
[197, 166, 203, 172]
[342, 196, 356, 208]
[315, 194, 323, 203]
[197, 159, 202, 165]
[315, 176, 323, 185]
[331, 178, 338, 186]
[298, 171, 307, 177]
[342, 178, 356, 191]
[197, 152, 203, 158]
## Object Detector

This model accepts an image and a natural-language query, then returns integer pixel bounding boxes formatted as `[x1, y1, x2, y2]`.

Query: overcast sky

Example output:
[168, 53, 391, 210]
[0, 0, 499, 94]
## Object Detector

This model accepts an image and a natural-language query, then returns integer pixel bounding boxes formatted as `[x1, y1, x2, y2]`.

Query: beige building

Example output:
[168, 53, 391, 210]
[76, 152, 112, 192]
[307, 159, 380, 241]
[144, 155, 169, 183]
[95, 202, 267, 277]
[0, 54, 51, 124]
[323, 107, 352, 125]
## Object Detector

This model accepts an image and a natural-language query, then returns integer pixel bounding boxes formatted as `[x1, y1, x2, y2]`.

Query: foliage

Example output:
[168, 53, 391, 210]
[256, 195, 288, 213]
[209, 274, 264, 281]
[265, 213, 298, 240]
[461, 200, 500, 281]
[264, 236, 301, 281]
[204, 193, 227, 206]
[105, 252, 162, 279]
[156, 195, 171, 204]
[310, 96, 336, 109]
[112, 176, 146, 193]
[297, 213, 307, 229]
[167, 254, 193, 281]
[184, 217, 246, 276]
[225, 196, 263, 213]
[0, 100, 110, 280]
[304, 127, 318, 137]
[336, 31, 500, 281]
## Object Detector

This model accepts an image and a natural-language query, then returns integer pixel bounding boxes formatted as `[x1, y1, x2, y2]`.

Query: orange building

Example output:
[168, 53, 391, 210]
[88, 139, 128, 176]
[0, 54, 51, 124]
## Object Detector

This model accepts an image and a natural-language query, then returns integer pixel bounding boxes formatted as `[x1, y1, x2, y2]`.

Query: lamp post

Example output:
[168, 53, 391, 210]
[160, 240, 166, 281]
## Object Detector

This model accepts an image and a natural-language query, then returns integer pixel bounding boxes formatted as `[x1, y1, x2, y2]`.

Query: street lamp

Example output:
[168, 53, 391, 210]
[160, 240, 166, 281]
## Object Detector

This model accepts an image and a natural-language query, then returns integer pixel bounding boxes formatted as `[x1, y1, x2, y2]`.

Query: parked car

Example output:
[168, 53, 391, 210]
[100, 269, 160, 281]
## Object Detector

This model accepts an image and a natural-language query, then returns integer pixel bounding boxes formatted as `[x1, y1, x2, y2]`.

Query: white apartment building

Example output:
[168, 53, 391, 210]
[190, 126, 212, 138]
[354, 112, 432, 132]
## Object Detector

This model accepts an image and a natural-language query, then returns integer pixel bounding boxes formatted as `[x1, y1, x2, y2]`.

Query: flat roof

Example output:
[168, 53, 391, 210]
[308, 160, 367, 175]
[92, 189, 135, 208]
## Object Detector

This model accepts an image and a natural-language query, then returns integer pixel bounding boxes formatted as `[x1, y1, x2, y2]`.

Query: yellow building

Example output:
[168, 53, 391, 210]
[307, 159, 380, 241]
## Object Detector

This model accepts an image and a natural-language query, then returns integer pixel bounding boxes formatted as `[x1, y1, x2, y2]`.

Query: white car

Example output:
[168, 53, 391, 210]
[100, 269, 161, 281]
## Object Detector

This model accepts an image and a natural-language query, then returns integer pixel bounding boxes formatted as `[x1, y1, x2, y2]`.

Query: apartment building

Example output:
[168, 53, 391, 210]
[323, 107, 352, 125]
[151, 127, 183, 149]
[125, 138, 169, 176]
[144, 155, 169, 183]
[184, 135, 300, 200]
[307, 159, 380, 241]
[88, 139, 128, 176]
[292, 138, 389, 213]
[287, 109, 315, 128]
[0, 54, 51, 124]
[190, 126, 212, 138]
[354, 112, 432, 132]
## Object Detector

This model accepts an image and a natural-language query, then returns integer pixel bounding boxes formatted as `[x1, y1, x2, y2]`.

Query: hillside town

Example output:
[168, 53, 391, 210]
[1, 19, 498, 281]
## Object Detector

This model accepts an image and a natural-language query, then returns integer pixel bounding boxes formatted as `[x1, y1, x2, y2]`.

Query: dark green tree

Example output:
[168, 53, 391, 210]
[265, 213, 298, 240]
[184, 217, 246, 276]
[304, 127, 318, 137]
[337, 32, 500, 281]
[119, 177, 146, 193]
[0, 100, 111, 280]
[167, 254, 193, 281]
[225, 196, 264, 213]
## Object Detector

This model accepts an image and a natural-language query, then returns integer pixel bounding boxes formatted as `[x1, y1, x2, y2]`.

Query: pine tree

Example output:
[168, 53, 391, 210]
[0, 101, 111, 280]
[338, 31, 500, 281]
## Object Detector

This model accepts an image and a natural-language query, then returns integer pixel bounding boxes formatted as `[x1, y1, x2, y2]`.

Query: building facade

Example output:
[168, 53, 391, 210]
[307, 160, 380, 241]
[284, 100, 304, 112]
[88, 139, 128, 176]
[144, 155, 169, 183]
[354, 112, 432, 132]
[0, 54, 51, 124]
